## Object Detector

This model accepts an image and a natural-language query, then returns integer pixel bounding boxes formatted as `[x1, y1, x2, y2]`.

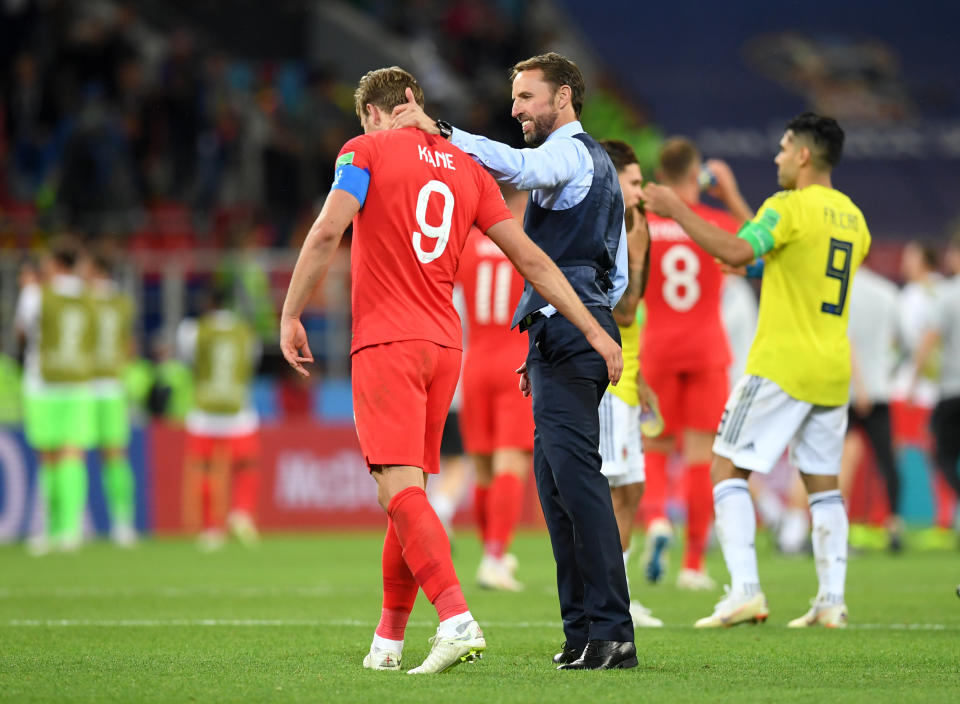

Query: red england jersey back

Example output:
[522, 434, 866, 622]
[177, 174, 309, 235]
[456, 227, 527, 362]
[339, 129, 513, 354]
[641, 203, 739, 372]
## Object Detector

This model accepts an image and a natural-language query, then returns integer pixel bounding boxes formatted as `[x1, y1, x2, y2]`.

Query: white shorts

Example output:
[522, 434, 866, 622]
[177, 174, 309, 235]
[712, 375, 848, 476]
[599, 392, 645, 488]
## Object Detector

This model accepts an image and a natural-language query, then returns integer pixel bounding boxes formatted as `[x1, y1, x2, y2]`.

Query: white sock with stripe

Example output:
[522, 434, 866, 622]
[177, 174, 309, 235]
[808, 489, 848, 604]
[713, 478, 761, 597]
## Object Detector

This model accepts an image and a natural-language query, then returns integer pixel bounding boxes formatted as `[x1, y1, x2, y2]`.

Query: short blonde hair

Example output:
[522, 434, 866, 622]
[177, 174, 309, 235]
[658, 137, 700, 184]
[353, 66, 425, 121]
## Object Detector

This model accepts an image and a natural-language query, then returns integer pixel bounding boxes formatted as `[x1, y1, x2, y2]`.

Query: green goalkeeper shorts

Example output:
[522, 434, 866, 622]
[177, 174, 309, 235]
[92, 390, 131, 449]
[23, 386, 96, 451]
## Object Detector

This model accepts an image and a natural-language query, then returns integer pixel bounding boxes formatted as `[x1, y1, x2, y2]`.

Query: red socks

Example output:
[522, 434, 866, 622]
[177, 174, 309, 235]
[642, 451, 669, 526]
[230, 466, 259, 516]
[485, 473, 524, 558]
[387, 486, 468, 622]
[375, 517, 419, 640]
[684, 462, 713, 571]
[474, 484, 490, 544]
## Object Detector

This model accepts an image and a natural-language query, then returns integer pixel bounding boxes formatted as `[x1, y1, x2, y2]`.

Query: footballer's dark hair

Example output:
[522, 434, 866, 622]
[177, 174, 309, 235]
[49, 235, 82, 270]
[600, 139, 639, 174]
[510, 52, 585, 118]
[786, 112, 844, 170]
[354, 66, 424, 121]
[658, 137, 700, 184]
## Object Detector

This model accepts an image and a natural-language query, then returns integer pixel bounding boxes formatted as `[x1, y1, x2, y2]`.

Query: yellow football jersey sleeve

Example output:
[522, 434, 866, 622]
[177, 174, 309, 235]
[742, 185, 871, 406]
[609, 318, 640, 406]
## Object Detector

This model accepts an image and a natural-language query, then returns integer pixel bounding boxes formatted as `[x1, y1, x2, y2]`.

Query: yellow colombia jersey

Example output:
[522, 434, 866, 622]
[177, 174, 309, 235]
[609, 317, 640, 406]
[739, 184, 870, 406]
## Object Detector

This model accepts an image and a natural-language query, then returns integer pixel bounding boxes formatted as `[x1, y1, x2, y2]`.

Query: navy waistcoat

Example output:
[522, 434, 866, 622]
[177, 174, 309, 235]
[511, 132, 624, 328]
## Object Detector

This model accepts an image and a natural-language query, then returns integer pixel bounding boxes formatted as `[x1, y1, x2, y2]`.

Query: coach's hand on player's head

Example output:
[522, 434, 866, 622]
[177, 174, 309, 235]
[638, 182, 683, 219]
[390, 87, 439, 134]
[280, 316, 314, 378]
[587, 328, 623, 386]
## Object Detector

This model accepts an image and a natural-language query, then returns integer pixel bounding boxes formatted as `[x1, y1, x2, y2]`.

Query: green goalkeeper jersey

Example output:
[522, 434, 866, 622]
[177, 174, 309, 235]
[91, 288, 134, 381]
[40, 285, 95, 384]
[193, 313, 255, 415]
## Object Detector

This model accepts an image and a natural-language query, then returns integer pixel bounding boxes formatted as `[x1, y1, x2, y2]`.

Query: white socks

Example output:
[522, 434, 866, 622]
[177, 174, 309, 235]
[622, 549, 631, 598]
[372, 634, 403, 653]
[437, 610, 474, 638]
[808, 490, 848, 604]
[778, 507, 810, 554]
[713, 479, 761, 596]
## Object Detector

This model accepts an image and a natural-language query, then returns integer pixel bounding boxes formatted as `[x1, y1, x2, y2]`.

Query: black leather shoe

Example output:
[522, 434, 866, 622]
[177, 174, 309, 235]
[557, 640, 637, 670]
[552, 641, 585, 665]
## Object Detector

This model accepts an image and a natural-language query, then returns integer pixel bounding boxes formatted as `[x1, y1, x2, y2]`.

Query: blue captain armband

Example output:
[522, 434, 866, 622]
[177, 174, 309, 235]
[331, 163, 370, 207]
[745, 259, 765, 278]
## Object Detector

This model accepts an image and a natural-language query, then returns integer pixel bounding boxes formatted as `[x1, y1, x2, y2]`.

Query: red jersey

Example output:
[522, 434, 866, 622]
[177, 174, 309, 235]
[338, 128, 512, 354]
[456, 227, 527, 362]
[641, 203, 739, 372]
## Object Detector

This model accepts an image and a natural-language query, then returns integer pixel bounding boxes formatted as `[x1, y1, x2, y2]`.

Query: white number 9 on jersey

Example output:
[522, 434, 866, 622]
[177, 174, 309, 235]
[413, 180, 454, 264]
[661, 243, 701, 311]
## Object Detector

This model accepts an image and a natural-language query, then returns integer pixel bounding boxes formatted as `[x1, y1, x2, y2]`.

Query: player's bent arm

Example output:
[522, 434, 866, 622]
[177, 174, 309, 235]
[613, 211, 652, 324]
[642, 183, 754, 266]
[705, 159, 754, 223]
[671, 204, 755, 267]
[451, 128, 582, 191]
[486, 218, 623, 384]
[389, 89, 581, 190]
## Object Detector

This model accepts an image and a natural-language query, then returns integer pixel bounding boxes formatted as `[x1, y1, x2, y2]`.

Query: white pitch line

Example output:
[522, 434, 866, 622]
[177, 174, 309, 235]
[0, 586, 337, 598]
[2, 619, 954, 630]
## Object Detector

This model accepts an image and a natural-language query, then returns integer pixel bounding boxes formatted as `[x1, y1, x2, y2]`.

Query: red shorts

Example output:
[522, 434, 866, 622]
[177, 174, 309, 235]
[460, 354, 535, 454]
[351, 340, 461, 474]
[646, 365, 729, 437]
[185, 431, 260, 464]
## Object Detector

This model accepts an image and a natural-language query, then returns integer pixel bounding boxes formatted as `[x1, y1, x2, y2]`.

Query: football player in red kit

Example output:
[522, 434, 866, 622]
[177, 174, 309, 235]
[641, 138, 751, 590]
[457, 186, 534, 591]
[281, 68, 622, 674]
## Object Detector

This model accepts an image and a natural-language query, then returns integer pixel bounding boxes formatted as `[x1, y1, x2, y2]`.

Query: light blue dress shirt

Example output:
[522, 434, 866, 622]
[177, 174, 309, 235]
[451, 120, 628, 313]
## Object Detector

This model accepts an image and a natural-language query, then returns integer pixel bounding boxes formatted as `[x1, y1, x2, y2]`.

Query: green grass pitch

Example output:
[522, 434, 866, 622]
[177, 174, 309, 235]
[1, 530, 958, 703]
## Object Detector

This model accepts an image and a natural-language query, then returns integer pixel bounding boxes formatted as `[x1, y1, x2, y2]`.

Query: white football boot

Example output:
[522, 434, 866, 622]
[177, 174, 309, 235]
[629, 600, 664, 628]
[676, 568, 717, 591]
[407, 620, 486, 674]
[787, 597, 848, 629]
[363, 644, 403, 671]
[476, 555, 523, 591]
[694, 586, 769, 628]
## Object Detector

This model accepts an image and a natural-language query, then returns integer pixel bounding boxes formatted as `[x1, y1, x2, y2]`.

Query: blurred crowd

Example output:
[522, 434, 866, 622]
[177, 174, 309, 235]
[1, 0, 358, 247]
[0, 0, 659, 250]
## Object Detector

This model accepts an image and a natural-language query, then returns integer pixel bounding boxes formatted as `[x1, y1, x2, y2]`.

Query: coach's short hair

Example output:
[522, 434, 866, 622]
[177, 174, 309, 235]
[658, 137, 700, 183]
[786, 112, 844, 170]
[510, 52, 585, 118]
[600, 139, 639, 174]
[353, 66, 424, 121]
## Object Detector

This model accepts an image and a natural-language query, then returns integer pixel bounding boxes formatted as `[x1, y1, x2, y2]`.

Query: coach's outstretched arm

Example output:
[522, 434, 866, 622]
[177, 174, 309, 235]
[280, 190, 360, 377]
[641, 183, 755, 267]
[485, 218, 623, 387]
